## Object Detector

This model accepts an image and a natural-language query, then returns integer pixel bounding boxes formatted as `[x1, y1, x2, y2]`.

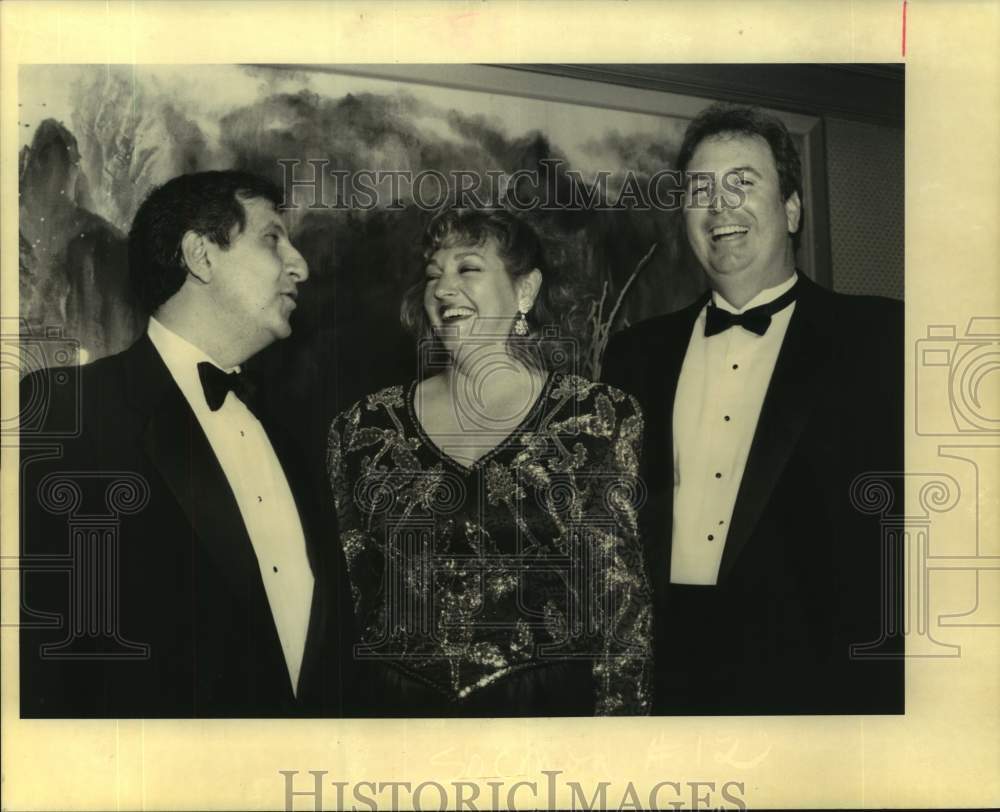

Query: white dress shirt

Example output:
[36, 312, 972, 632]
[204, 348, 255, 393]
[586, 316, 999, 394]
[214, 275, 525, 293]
[147, 317, 314, 693]
[670, 274, 798, 585]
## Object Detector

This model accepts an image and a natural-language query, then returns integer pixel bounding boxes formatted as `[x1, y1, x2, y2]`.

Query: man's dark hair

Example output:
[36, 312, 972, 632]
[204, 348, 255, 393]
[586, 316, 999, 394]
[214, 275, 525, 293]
[128, 170, 283, 314]
[676, 103, 804, 243]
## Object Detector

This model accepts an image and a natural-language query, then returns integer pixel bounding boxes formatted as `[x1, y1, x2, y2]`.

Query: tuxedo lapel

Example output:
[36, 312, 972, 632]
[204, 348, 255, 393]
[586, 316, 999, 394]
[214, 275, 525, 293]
[254, 388, 356, 714]
[718, 276, 834, 582]
[142, 387, 270, 598]
[122, 337, 287, 633]
[641, 297, 707, 603]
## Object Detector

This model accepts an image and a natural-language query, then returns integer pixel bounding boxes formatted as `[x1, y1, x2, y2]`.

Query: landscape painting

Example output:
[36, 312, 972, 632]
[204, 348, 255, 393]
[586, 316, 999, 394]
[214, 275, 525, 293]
[18, 63, 741, 455]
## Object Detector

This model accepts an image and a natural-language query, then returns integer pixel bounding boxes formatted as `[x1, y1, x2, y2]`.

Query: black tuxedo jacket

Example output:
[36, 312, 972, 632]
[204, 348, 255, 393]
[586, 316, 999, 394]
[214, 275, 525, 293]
[603, 275, 904, 714]
[20, 335, 356, 717]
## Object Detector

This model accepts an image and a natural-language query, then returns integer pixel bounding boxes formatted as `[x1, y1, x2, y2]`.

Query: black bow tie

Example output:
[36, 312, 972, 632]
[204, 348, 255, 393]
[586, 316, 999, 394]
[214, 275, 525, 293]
[704, 283, 798, 337]
[197, 362, 258, 414]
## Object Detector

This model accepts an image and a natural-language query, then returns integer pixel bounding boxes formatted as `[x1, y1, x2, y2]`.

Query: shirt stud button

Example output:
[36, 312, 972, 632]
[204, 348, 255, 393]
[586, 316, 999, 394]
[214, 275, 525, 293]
[724, 415, 731, 421]
[708, 534, 715, 541]
[257, 496, 263, 503]
[273, 566, 278, 573]
[715, 472, 722, 479]
[732, 364, 739, 370]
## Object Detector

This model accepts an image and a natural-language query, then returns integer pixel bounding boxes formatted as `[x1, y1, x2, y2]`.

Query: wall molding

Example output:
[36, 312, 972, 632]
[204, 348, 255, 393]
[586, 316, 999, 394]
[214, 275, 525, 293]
[500, 64, 904, 129]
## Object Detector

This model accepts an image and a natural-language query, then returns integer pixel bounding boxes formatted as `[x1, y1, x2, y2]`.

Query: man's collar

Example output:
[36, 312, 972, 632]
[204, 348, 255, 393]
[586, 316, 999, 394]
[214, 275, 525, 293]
[711, 272, 798, 315]
[147, 317, 239, 374]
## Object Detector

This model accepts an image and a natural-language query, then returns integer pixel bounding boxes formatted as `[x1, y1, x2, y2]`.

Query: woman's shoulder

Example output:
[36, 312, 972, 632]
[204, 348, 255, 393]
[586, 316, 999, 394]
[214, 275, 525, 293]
[360, 382, 412, 413]
[548, 372, 642, 416]
[328, 381, 416, 436]
[326, 382, 417, 470]
[341, 382, 413, 417]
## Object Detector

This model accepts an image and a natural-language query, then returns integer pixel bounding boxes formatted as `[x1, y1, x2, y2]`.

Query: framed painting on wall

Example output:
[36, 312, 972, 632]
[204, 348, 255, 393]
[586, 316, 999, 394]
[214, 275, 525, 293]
[18, 62, 829, 423]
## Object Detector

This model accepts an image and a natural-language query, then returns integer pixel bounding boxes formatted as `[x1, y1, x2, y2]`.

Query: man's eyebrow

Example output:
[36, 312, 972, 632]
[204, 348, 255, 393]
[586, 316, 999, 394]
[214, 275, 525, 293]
[260, 218, 288, 236]
[685, 166, 763, 184]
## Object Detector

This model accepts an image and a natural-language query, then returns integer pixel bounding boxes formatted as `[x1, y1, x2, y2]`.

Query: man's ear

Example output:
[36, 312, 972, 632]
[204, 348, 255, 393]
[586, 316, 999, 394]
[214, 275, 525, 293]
[180, 231, 212, 283]
[516, 268, 543, 312]
[784, 191, 802, 235]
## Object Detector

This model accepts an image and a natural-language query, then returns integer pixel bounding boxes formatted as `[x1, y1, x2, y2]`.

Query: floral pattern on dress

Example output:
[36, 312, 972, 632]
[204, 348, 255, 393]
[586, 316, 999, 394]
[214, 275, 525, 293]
[327, 373, 651, 714]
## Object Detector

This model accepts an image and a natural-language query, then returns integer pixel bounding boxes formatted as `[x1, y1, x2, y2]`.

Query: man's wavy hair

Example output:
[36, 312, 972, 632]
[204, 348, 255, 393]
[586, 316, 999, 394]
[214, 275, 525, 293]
[400, 208, 582, 374]
[128, 170, 283, 314]
[676, 102, 805, 247]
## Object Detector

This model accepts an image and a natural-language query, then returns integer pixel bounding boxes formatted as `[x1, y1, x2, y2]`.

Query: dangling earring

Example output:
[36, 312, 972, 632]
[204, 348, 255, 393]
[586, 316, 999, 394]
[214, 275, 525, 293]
[513, 309, 529, 336]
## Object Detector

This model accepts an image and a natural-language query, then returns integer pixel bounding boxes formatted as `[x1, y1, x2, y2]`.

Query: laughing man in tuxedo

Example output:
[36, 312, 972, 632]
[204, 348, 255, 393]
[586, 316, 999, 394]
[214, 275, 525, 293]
[603, 104, 904, 714]
[20, 170, 352, 717]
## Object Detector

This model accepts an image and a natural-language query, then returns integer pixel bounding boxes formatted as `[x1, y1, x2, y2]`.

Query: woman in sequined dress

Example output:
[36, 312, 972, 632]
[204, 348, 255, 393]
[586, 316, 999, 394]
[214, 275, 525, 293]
[327, 209, 652, 716]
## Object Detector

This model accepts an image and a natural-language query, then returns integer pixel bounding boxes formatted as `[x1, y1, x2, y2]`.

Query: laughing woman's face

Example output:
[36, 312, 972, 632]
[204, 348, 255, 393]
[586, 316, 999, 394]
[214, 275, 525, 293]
[423, 236, 526, 357]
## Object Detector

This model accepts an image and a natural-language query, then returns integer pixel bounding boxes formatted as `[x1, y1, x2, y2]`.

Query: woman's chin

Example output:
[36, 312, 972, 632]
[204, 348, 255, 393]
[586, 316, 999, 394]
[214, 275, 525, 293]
[434, 320, 476, 348]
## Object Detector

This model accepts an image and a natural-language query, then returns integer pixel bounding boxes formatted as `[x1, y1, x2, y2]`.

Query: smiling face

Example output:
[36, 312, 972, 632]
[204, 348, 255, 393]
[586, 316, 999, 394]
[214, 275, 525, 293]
[684, 133, 800, 300]
[423, 236, 532, 358]
[204, 195, 308, 357]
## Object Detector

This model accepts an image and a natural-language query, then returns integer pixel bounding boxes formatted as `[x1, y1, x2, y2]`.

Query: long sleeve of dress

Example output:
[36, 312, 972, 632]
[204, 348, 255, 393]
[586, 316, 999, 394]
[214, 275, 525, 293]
[325, 399, 367, 619]
[586, 391, 652, 715]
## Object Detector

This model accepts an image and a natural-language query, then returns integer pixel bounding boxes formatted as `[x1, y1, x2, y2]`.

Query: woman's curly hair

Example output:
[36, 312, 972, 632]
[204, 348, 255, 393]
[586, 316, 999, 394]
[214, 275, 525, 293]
[400, 207, 586, 374]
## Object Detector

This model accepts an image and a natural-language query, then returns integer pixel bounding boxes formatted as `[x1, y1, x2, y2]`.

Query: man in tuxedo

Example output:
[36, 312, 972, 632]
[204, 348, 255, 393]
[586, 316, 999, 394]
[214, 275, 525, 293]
[20, 170, 353, 717]
[603, 104, 903, 714]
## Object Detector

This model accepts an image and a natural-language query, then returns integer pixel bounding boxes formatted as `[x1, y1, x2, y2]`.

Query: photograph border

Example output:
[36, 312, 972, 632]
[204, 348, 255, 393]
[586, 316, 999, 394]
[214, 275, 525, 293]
[2, 2, 997, 811]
